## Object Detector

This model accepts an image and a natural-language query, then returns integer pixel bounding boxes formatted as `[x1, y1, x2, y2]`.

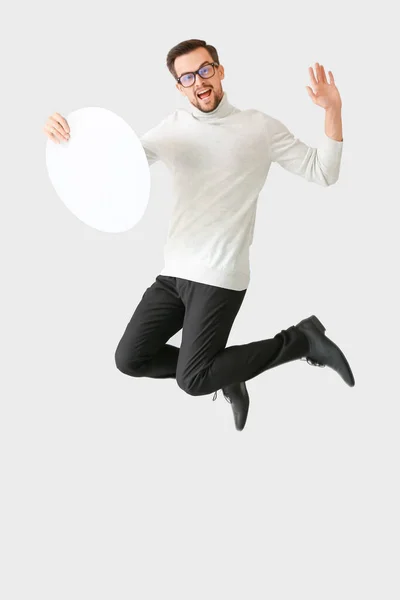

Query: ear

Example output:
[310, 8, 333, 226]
[218, 65, 225, 81]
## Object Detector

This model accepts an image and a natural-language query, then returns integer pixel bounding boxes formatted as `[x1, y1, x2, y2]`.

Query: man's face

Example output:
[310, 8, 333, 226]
[175, 48, 225, 113]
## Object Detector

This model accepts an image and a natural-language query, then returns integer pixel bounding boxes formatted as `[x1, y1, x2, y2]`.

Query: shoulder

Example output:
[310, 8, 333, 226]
[154, 110, 179, 129]
[139, 109, 178, 141]
[249, 110, 292, 139]
[239, 108, 278, 130]
[248, 109, 280, 126]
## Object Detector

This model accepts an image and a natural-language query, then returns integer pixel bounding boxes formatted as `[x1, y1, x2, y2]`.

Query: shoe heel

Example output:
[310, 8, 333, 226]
[310, 315, 326, 333]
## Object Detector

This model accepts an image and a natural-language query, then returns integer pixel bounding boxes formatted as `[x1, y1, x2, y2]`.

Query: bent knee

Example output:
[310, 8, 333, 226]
[114, 348, 147, 377]
[176, 374, 204, 397]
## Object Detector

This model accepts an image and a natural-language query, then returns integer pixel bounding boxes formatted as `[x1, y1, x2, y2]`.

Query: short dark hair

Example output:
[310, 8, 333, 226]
[166, 39, 220, 81]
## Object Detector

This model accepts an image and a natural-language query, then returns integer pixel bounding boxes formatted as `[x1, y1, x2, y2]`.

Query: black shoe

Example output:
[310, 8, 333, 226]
[296, 315, 355, 387]
[212, 382, 250, 431]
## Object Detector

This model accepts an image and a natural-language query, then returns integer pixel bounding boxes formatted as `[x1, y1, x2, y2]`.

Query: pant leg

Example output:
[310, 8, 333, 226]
[175, 278, 309, 396]
[114, 276, 184, 378]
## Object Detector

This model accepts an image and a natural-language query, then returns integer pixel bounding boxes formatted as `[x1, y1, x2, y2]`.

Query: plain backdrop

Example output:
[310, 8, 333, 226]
[1, 1, 399, 599]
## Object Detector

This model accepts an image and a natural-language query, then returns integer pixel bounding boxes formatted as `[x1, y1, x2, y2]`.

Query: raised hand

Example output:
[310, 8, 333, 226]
[306, 63, 342, 111]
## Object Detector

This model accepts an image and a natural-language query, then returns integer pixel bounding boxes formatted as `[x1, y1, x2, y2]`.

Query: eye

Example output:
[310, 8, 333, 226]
[199, 66, 211, 76]
[181, 74, 193, 84]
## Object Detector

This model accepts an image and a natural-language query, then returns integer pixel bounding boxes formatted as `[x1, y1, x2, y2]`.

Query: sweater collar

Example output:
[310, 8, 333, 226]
[190, 91, 237, 121]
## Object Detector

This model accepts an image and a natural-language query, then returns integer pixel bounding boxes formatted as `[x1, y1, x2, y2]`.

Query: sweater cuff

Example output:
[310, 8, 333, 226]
[321, 132, 343, 156]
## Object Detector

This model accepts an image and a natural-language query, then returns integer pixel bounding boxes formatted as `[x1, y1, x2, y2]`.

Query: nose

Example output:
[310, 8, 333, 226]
[194, 72, 203, 85]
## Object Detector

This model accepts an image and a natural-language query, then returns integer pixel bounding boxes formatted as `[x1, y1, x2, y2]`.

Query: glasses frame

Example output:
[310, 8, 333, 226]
[176, 62, 219, 88]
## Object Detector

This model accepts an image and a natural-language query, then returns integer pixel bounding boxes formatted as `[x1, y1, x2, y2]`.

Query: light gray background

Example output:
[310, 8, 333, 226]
[1, 1, 399, 598]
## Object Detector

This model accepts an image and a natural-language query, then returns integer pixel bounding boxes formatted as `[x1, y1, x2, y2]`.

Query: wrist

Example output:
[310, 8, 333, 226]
[325, 105, 342, 114]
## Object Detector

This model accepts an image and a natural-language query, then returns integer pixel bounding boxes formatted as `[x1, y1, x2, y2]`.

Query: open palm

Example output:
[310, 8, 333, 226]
[306, 63, 342, 111]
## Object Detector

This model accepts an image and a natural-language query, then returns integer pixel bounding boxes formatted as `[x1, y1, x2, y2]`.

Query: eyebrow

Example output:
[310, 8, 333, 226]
[178, 61, 210, 78]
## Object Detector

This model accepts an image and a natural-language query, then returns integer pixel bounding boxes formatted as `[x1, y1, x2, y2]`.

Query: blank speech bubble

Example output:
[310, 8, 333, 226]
[46, 107, 151, 233]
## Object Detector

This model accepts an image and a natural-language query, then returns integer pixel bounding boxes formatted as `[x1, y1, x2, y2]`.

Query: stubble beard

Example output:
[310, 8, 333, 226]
[195, 87, 222, 113]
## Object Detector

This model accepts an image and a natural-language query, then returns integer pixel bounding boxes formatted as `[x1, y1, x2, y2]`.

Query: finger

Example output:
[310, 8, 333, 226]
[315, 62, 325, 83]
[49, 116, 70, 138]
[315, 62, 321, 83]
[44, 123, 65, 144]
[48, 119, 70, 140]
[328, 70, 335, 85]
[305, 85, 316, 102]
[43, 124, 59, 143]
[43, 128, 60, 144]
[319, 64, 327, 84]
[308, 66, 318, 86]
[52, 112, 70, 134]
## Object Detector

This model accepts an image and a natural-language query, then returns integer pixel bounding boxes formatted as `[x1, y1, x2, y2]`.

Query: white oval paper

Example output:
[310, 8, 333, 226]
[46, 107, 151, 233]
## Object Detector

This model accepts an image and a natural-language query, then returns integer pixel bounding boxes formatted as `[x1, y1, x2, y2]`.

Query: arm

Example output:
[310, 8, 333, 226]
[267, 115, 343, 186]
[267, 62, 344, 187]
[140, 130, 161, 167]
[139, 112, 175, 168]
[325, 106, 343, 142]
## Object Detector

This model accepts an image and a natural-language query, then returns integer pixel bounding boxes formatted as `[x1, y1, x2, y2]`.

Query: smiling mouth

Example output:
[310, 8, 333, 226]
[197, 89, 212, 100]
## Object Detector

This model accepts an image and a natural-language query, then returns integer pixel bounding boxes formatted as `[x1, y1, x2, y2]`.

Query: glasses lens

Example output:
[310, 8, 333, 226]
[199, 64, 214, 79]
[181, 73, 195, 87]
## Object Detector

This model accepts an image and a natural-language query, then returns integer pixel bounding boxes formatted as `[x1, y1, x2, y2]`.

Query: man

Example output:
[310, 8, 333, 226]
[43, 39, 355, 432]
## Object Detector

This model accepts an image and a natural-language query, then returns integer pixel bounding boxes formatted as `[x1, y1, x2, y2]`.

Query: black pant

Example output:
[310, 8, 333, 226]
[115, 275, 309, 396]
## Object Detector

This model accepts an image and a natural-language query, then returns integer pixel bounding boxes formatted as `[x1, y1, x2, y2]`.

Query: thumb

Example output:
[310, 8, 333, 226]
[305, 86, 316, 102]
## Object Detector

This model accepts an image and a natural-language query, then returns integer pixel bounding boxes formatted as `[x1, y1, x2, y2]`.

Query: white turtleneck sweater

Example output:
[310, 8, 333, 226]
[140, 91, 343, 291]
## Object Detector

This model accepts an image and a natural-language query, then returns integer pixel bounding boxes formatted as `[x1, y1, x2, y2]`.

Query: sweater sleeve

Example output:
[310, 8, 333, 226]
[139, 112, 175, 168]
[139, 128, 161, 167]
[266, 115, 343, 186]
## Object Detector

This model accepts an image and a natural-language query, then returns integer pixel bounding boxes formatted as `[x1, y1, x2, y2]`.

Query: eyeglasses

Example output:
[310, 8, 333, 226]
[176, 62, 219, 88]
